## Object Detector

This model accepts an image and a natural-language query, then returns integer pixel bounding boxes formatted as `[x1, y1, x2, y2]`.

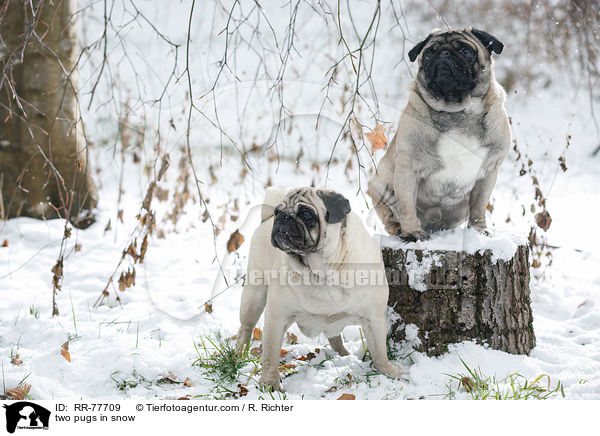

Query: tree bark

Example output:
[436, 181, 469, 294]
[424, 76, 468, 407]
[383, 244, 535, 356]
[0, 0, 96, 228]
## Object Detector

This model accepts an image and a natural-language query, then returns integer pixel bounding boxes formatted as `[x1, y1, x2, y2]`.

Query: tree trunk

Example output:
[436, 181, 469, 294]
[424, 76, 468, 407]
[383, 243, 535, 356]
[0, 0, 96, 228]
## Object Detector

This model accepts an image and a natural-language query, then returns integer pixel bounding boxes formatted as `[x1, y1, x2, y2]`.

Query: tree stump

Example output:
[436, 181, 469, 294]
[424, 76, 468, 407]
[382, 234, 535, 356]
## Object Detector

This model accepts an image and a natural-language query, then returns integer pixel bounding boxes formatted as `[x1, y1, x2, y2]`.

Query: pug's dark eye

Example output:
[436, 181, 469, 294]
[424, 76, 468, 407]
[460, 46, 474, 57]
[297, 206, 316, 226]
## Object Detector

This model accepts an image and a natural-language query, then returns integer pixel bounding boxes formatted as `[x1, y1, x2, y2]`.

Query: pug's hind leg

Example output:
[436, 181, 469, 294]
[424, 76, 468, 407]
[328, 335, 350, 356]
[236, 283, 268, 354]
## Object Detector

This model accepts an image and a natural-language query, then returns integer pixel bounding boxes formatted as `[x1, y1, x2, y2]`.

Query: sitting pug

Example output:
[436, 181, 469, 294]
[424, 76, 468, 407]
[236, 187, 402, 391]
[368, 27, 511, 240]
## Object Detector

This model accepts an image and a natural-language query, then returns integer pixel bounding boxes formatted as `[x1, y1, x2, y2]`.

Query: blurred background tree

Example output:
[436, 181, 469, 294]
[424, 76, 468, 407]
[0, 0, 97, 228]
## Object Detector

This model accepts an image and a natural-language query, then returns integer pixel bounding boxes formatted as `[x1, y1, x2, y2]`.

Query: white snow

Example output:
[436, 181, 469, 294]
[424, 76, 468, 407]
[1, 1, 599, 401]
[379, 227, 526, 262]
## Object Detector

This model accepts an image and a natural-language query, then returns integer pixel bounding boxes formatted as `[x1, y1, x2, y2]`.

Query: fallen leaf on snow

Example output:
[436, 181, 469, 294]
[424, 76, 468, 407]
[61, 341, 71, 362]
[460, 377, 475, 392]
[6, 384, 31, 400]
[157, 374, 179, 384]
[237, 384, 249, 397]
[298, 352, 316, 361]
[337, 393, 355, 400]
[11, 354, 23, 366]
[1, 239, 8, 247]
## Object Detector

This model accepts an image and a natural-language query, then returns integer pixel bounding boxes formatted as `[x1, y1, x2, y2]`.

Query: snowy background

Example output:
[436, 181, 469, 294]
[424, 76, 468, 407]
[0, 0, 599, 400]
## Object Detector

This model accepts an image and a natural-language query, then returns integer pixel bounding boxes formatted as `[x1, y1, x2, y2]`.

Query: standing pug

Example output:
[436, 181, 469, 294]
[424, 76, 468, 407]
[368, 27, 511, 240]
[236, 187, 402, 391]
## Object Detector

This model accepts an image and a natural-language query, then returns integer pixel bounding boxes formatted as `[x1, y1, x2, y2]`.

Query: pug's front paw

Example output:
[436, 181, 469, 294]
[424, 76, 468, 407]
[384, 221, 401, 235]
[468, 220, 492, 237]
[259, 375, 283, 392]
[399, 228, 428, 242]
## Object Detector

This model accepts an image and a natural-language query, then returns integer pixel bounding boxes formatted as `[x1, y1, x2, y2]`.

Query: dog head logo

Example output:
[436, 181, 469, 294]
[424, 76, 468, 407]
[3, 402, 50, 433]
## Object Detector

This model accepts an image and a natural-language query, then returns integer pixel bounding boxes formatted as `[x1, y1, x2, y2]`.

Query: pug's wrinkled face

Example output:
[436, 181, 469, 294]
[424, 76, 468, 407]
[270, 188, 350, 256]
[271, 201, 320, 255]
[408, 28, 503, 106]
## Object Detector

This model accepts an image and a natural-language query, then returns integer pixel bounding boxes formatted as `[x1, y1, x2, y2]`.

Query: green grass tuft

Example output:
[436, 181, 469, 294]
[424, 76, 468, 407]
[192, 335, 259, 383]
[440, 357, 565, 400]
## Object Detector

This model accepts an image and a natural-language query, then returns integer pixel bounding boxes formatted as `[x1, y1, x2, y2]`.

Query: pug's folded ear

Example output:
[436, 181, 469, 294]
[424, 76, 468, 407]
[471, 28, 504, 55]
[317, 190, 351, 224]
[408, 34, 432, 62]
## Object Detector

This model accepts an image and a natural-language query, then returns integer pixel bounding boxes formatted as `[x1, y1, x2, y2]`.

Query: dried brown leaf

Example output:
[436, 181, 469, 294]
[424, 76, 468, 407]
[61, 341, 71, 362]
[460, 376, 475, 392]
[124, 243, 140, 262]
[365, 124, 387, 153]
[51, 260, 63, 291]
[337, 393, 355, 400]
[157, 154, 170, 181]
[142, 181, 156, 211]
[6, 384, 31, 400]
[558, 156, 567, 172]
[279, 364, 295, 372]
[11, 354, 23, 366]
[226, 230, 245, 253]
[237, 384, 249, 397]
[535, 210, 552, 232]
[118, 268, 136, 291]
[139, 234, 149, 263]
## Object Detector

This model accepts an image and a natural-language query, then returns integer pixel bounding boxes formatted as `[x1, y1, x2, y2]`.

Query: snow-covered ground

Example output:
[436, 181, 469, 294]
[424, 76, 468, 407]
[1, 1, 599, 400]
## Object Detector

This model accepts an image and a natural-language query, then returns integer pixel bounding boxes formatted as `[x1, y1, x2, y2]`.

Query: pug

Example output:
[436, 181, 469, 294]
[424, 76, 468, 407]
[368, 27, 511, 240]
[236, 187, 402, 391]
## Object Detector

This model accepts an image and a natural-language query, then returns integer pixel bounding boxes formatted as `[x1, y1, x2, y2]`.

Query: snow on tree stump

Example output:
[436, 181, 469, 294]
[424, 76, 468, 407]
[380, 230, 535, 356]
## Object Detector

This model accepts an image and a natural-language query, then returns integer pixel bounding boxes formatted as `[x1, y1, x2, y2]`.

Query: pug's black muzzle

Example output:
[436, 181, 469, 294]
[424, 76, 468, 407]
[271, 212, 310, 254]
[423, 49, 476, 102]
